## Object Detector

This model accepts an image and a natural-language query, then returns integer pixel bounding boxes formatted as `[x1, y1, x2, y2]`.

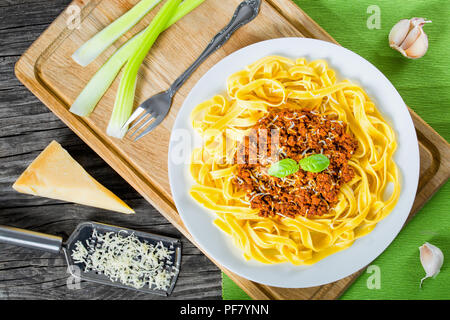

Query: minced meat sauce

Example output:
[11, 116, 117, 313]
[232, 109, 358, 218]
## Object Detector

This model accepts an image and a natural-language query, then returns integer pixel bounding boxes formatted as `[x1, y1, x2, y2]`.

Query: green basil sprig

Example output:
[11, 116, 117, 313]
[268, 158, 299, 178]
[268, 154, 330, 178]
[298, 154, 330, 173]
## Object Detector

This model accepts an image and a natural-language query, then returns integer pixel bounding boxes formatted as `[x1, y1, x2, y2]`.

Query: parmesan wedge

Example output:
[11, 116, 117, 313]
[12, 141, 134, 214]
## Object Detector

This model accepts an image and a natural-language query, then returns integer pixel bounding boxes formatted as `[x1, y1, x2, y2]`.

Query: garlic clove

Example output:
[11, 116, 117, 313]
[389, 17, 431, 59]
[405, 31, 429, 59]
[419, 242, 444, 288]
[389, 19, 411, 47]
[400, 25, 421, 50]
[411, 17, 430, 28]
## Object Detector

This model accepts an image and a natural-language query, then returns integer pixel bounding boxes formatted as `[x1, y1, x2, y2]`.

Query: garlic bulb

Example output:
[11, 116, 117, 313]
[419, 242, 444, 288]
[389, 18, 431, 59]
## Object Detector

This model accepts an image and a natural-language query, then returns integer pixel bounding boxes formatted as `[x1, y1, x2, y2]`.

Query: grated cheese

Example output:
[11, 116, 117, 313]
[71, 229, 178, 291]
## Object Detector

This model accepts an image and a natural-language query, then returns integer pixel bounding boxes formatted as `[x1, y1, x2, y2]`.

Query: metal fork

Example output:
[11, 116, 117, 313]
[122, 0, 261, 141]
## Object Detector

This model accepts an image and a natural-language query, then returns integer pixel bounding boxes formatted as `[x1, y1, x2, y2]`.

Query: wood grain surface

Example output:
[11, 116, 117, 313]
[3, 0, 450, 301]
[0, 0, 221, 300]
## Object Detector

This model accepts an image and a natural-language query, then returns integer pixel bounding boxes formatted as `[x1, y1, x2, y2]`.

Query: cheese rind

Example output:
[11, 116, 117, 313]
[13, 141, 134, 214]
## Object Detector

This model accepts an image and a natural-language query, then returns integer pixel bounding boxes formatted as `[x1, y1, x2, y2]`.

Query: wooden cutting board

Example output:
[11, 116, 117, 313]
[15, 0, 450, 299]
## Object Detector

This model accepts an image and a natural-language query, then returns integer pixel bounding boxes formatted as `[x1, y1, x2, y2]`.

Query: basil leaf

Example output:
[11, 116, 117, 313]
[268, 158, 299, 178]
[299, 154, 330, 173]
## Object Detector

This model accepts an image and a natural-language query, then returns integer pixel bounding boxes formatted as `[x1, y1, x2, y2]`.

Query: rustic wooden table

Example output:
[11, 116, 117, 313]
[0, 0, 221, 300]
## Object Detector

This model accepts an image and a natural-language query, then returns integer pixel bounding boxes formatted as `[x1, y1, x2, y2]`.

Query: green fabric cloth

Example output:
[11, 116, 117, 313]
[222, 0, 450, 300]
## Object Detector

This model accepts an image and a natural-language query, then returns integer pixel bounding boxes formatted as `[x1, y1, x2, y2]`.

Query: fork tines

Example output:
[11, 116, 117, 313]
[121, 107, 155, 141]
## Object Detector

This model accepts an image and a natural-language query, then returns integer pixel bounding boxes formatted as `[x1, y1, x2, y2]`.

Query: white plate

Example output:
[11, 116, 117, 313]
[168, 38, 419, 288]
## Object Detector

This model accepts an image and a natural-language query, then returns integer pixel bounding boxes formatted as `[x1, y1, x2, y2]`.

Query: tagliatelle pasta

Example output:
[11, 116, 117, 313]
[189, 56, 400, 265]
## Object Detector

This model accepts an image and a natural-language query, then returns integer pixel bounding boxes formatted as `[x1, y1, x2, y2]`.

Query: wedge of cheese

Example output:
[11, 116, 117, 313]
[13, 141, 134, 214]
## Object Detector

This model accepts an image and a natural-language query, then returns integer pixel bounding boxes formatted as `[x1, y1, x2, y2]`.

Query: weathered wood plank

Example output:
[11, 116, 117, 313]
[0, 0, 73, 58]
[0, 146, 222, 299]
[0, 0, 221, 300]
[0, 0, 70, 31]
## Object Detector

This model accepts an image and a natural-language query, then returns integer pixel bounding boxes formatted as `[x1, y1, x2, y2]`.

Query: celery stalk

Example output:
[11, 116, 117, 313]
[70, 31, 144, 117]
[106, 0, 182, 138]
[70, 0, 205, 117]
[72, 0, 161, 67]
[166, 0, 205, 25]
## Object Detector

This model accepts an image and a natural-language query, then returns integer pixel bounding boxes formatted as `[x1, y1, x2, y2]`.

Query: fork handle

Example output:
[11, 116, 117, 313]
[168, 0, 261, 96]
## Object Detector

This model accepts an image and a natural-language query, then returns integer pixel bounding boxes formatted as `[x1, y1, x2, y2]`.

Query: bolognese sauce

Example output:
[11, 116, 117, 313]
[232, 109, 358, 218]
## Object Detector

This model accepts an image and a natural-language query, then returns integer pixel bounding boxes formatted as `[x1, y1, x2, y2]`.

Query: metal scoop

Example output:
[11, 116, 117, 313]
[0, 221, 182, 296]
